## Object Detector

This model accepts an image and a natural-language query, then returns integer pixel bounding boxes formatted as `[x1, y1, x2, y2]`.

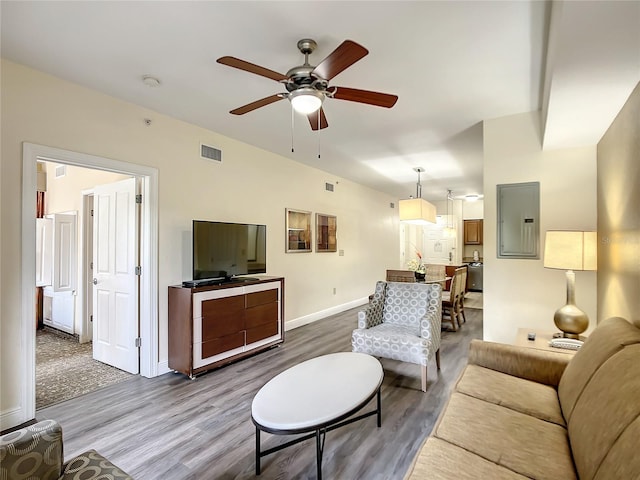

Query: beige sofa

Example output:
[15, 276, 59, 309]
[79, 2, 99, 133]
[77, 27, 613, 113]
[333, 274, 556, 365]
[404, 316, 640, 480]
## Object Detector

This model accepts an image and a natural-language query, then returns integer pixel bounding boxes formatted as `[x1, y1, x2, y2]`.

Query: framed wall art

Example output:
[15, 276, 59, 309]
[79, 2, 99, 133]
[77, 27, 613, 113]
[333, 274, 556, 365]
[286, 208, 312, 253]
[316, 213, 337, 252]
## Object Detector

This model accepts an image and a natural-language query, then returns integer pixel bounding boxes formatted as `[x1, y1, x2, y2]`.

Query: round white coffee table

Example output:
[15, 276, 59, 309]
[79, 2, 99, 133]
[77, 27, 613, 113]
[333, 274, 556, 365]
[251, 352, 384, 479]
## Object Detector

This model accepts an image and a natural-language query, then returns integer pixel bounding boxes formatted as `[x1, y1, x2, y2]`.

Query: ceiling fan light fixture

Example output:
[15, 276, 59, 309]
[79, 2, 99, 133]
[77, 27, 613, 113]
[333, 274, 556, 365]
[290, 87, 324, 114]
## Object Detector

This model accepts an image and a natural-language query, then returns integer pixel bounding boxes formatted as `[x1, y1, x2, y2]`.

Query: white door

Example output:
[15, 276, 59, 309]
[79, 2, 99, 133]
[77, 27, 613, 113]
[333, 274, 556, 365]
[35, 217, 53, 287]
[423, 220, 456, 265]
[92, 177, 139, 374]
[52, 213, 77, 292]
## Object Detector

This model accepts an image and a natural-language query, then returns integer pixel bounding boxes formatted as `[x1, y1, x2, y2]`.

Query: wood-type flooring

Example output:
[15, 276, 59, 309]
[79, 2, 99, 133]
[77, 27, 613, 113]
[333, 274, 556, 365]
[38, 305, 483, 479]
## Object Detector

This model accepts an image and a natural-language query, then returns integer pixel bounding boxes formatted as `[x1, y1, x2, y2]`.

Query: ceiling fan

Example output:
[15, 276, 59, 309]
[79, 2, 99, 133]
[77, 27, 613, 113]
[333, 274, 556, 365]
[217, 39, 398, 130]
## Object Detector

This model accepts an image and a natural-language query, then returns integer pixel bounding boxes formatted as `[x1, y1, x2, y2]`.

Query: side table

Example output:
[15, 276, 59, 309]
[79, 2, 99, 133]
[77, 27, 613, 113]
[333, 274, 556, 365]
[513, 328, 586, 355]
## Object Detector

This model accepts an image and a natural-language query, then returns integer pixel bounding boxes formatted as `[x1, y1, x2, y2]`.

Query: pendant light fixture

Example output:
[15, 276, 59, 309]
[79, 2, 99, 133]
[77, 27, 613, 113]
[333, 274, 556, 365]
[443, 189, 455, 237]
[399, 167, 437, 224]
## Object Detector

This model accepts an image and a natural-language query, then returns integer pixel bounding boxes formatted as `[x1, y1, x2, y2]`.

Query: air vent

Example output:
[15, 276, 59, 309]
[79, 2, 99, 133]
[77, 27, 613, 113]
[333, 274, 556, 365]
[55, 165, 66, 178]
[325, 182, 334, 192]
[201, 144, 222, 162]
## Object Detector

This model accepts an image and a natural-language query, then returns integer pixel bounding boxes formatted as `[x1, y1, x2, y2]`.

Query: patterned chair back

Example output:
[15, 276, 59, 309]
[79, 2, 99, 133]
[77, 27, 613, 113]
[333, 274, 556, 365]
[382, 281, 441, 330]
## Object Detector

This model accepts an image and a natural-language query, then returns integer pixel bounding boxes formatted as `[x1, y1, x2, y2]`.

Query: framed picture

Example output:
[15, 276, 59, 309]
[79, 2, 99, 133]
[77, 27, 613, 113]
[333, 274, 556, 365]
[286, 208, 312, 253]
[316, 213, 337, 252]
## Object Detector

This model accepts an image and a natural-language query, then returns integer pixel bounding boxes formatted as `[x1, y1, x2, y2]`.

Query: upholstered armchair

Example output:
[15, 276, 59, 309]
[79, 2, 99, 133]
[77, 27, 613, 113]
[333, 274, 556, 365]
[0, 419, 132, 479]
[352, 281, 442, 392]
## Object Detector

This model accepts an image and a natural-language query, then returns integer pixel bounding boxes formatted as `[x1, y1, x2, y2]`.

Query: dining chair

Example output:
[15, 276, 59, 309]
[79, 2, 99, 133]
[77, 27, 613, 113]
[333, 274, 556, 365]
[441, 267, 464, 331]
[425, 264, 446, 289]
[457, 266, 468, 325]
[386, 269, 416, 283]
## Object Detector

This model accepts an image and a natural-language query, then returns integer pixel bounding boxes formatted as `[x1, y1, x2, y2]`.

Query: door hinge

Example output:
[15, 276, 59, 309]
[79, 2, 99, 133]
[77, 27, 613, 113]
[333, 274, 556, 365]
[135, 337, 142, 348]
[90, 314, 93, 322]
[135, 194, 142, 204]
[90, 209, 94, 216]
[135, 266, 142, 276]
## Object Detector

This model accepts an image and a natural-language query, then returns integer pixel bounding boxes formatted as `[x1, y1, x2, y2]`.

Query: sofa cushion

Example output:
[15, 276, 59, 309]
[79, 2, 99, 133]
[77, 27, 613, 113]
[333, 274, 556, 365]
[434, 393, 576, 480]
[455, 364, 565, 426]
[593, 415, 640, 480]
[405, 437, 529, 480]
[61, 449, 133, 479]
[565, 344, 640, 480]
[558, 316, 640, 423]
[352, 323, 431, 366]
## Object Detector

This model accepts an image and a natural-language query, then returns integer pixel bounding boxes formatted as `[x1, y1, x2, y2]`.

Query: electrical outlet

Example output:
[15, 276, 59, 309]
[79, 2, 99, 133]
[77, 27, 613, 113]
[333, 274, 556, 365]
[339, 249, 344, 256]
[333, 288, 336, 295]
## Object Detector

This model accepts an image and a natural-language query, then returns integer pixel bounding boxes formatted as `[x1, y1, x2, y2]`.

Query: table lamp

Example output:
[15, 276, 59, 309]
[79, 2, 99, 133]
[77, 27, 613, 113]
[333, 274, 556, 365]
[543, 231, 597, 339]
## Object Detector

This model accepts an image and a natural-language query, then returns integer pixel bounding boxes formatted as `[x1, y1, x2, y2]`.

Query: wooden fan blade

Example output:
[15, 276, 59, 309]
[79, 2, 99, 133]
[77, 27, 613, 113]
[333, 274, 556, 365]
[217, 56, 288, 82]
[307, 108, 328, 131]
[332, 87, 398, 108]
[230, 94, 284, 115]
[312, 40, 368, 81]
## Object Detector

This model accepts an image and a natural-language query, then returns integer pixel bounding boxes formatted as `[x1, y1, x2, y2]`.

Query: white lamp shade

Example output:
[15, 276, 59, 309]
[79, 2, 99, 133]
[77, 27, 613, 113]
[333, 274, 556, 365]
[399, 198, 437, 224]
[544, 231, 597, 271]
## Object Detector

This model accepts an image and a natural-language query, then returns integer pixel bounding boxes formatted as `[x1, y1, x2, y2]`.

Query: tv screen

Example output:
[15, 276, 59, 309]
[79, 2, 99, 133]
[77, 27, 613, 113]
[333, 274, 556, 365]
[193, 220, 266, 281]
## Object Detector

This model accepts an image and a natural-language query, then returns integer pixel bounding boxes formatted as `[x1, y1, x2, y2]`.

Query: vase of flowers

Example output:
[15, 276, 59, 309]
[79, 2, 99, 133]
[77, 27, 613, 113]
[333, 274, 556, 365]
[407, 252, 426, 280]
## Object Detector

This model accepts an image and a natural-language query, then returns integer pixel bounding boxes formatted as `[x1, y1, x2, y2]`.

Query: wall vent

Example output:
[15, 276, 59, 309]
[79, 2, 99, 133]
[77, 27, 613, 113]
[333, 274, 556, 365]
[55, 165, 66, 178]
[325, 182, 334, 192]
[201, 144, 222, 162]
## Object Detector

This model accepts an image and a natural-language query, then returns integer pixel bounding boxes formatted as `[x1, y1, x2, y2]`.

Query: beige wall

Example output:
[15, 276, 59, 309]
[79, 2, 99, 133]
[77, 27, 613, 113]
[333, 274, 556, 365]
[483, 111, 598, 343]
[0, 60, 400, 427]
[44, 162, 129, 215]
[597, 81, 640, 323]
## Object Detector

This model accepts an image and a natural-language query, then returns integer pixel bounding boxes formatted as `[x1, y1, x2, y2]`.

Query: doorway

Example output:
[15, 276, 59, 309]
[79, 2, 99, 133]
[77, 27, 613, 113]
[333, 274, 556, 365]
[20, 143, 159, 424]
[35, 162, 139, 408]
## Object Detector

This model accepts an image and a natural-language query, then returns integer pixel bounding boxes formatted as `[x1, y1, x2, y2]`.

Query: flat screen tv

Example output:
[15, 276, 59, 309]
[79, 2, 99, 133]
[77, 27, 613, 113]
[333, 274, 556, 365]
[193, 220, 266, 281]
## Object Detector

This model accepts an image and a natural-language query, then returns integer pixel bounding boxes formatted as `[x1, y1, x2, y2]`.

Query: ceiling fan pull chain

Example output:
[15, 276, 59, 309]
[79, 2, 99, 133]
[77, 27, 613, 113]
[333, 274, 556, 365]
[317, 110, 321, 159]
[291, 104, 295, 153]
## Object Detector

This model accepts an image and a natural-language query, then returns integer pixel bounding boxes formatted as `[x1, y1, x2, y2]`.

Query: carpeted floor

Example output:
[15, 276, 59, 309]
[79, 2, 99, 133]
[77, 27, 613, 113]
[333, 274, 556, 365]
[36, 329, 132, 410]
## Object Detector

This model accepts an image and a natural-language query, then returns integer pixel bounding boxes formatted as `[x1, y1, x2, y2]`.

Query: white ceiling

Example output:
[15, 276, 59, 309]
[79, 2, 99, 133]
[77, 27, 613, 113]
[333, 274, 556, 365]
[2, 1, 638, 201]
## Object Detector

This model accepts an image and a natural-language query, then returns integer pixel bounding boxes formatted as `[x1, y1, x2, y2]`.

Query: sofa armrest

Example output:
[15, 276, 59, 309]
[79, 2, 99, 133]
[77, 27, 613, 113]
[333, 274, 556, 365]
[468, 339, 571, 387]
[0, 419, 64, 479]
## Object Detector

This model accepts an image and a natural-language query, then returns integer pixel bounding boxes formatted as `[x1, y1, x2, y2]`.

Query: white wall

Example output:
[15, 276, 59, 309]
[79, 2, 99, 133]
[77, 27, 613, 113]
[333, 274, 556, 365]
[463, 200, 484, 220]
[483, 111, 597, 343]
[44, 163, 130, 337]
[0, 60, 400, 428]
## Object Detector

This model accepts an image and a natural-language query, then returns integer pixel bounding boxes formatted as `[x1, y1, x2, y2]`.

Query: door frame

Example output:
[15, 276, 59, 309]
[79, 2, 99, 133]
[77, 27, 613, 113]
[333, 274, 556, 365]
[80, 191, 94, 344]
[21, 142, 159, 422]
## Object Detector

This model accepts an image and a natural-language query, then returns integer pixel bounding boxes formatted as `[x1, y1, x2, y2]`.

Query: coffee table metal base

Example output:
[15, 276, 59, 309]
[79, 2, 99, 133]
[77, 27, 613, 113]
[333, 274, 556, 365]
[254, 388, 381, 479]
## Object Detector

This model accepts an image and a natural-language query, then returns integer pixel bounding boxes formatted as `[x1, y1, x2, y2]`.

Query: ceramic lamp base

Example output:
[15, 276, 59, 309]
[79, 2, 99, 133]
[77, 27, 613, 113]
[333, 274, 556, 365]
[554, 304, 589, 339]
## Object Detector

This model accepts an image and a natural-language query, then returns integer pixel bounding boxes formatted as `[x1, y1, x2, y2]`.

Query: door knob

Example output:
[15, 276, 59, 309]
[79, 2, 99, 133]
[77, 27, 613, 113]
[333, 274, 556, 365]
[93, 278, 98, 285]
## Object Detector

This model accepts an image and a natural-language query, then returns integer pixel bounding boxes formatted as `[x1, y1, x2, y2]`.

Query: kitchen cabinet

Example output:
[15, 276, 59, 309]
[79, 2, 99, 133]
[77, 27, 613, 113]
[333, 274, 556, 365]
[464, 219, 483, 245]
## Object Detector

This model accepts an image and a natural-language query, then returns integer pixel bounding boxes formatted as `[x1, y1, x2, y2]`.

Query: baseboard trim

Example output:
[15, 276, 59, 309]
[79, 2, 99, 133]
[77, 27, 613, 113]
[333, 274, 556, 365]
[285, 297, 368, 331]
[0, 406, 28, 432]
[156, 360, 171, 376]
